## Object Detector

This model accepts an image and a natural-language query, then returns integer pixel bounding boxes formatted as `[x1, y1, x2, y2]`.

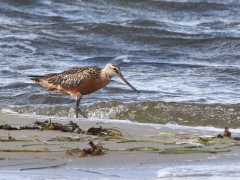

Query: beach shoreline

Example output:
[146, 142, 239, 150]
[0, 114, 240, 179]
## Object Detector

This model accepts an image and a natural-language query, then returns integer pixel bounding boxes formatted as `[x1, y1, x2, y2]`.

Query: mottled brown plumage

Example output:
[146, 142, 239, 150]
[29, 63, 139, 118]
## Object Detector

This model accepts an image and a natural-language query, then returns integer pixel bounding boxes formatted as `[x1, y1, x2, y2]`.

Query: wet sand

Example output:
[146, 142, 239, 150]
[0, 114, 240, 178]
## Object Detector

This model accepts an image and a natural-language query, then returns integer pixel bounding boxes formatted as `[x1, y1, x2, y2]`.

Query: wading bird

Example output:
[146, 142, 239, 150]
[29, 63, 140, 118]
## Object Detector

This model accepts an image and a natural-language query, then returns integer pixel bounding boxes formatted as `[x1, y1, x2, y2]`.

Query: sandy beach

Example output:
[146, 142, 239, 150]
[0, 113, 240, 179]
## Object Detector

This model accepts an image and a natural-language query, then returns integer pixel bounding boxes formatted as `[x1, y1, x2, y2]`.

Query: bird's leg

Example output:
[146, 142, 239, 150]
[75, 93, 88, 118]
[76, 99, 87, 118]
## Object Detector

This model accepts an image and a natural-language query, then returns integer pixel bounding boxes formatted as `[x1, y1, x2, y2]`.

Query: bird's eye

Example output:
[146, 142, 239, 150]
[113, 68, 119, 74]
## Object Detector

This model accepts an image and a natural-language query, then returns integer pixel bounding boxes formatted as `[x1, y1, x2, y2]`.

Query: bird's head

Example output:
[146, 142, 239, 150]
[103, 63, 140, 93]
[104, 63, 121, 78]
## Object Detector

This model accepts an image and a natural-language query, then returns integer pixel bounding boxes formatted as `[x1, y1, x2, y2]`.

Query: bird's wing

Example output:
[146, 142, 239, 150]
[47, 66, 100, 88]
[58, 73, 86, 88]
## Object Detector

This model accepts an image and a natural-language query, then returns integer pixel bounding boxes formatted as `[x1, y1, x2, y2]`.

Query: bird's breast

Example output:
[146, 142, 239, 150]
[64, 76, 110, 95]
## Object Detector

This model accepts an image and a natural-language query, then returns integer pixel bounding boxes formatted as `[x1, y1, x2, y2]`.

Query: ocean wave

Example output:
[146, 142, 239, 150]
[1, 0, 240, 130]
[3, 101, 240, 128]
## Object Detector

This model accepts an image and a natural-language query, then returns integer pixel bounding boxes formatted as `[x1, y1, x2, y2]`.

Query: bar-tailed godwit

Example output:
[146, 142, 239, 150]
[29, 63, 139, 118]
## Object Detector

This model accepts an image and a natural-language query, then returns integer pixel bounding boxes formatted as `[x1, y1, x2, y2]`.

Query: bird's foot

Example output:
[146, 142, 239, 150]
[76, 107, 88, 118]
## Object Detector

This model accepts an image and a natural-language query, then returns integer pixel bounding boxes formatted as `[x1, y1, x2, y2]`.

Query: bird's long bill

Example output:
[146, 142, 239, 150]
[118, 74, 140, 93]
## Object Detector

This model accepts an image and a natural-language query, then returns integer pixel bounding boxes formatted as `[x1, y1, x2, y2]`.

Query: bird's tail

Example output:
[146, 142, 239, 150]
[29, 73, 57, 81]
[28, 74, 67, 94]
[28, 75, 44, 81]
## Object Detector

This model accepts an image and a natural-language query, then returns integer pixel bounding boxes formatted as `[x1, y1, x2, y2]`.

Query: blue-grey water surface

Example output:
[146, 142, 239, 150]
[1, 0, 240, 128]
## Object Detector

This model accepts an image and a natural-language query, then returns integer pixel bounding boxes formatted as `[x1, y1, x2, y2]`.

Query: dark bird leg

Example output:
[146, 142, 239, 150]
[75, 94, 87, 118]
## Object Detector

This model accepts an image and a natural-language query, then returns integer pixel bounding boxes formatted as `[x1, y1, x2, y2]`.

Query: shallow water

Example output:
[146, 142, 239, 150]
[1, 1, 240, 126]
[1, 161, 240, 180]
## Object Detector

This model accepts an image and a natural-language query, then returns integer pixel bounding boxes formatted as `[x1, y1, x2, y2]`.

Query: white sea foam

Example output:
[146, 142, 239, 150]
[1, 108, 19, 115]
[157, 165, 240, 180]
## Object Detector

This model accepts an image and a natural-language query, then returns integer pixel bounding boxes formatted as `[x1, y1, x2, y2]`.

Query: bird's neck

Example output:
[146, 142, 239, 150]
[101, 68, 113, 80]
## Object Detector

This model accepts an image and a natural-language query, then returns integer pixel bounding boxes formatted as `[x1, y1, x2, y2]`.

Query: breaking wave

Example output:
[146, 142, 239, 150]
[2, 101, 240, 128]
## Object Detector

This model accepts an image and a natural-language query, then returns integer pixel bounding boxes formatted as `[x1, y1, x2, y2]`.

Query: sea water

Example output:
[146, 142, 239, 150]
[1, 0, 240, 179]
[1, 0, 240, 128]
